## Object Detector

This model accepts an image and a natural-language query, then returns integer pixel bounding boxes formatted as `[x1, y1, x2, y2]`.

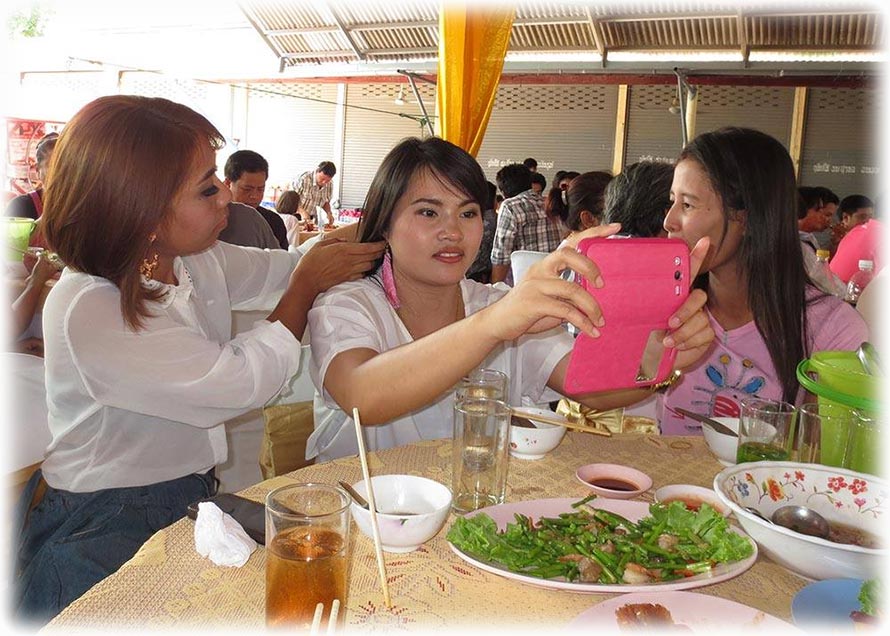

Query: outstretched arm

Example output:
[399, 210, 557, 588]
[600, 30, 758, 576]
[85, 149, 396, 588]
[322, 225, 623, 425]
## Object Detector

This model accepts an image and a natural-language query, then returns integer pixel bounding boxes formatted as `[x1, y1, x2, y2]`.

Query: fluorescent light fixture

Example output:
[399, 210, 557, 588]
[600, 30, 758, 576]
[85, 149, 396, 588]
[505, 51, 603, 63]
[748, 50, 887, 63]
[608, 51, 744, 63]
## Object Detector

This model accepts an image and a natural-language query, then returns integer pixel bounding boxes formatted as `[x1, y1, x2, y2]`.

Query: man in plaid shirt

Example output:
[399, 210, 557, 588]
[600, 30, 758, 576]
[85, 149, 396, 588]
[490, 163, 563, 284]
[291, 161, 336, 223]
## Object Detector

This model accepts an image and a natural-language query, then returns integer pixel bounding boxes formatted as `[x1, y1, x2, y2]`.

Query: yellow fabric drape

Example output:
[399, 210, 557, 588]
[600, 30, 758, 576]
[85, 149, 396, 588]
[436, 1, 514, 156]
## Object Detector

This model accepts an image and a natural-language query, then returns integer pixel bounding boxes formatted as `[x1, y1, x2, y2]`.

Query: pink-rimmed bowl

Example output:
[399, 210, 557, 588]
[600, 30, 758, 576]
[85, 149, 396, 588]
[575, 463, 653, 499]
[655, 484, 731, 517]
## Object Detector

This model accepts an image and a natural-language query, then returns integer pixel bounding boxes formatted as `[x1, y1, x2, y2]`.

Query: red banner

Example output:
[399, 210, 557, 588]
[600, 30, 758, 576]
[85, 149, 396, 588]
[5, 117, 65, 196]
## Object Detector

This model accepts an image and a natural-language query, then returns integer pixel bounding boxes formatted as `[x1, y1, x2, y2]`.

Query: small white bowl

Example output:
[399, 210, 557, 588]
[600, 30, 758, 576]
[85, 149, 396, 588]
[509, 408, 566, 460]
[575, 463, 653, 499]
[350, 475, 452, 553]
[702, 416, 740, 466]
[654, 484, 731, 517]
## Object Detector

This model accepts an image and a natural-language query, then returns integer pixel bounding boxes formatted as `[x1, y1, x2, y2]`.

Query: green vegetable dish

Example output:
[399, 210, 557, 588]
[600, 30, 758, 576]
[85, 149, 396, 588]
[446, 495, 754, 585]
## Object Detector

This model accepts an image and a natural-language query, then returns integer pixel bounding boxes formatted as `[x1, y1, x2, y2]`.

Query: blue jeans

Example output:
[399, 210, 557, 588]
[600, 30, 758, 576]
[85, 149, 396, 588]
[11, 469, 217, 626]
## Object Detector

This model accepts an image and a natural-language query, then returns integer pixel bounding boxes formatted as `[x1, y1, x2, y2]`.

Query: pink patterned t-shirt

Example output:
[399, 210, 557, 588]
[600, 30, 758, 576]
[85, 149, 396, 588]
[660, 290, 869, 435]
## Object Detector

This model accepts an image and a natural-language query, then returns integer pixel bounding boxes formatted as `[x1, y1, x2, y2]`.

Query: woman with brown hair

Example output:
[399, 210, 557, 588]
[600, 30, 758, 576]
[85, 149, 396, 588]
[13, 95, 382, 622]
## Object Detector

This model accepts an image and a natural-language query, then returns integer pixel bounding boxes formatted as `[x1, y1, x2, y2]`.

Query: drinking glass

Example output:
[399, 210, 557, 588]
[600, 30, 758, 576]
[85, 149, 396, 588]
[799, 402, 854, 467]
[265, 483, 351, 628]
[452, 397, 511, 514]
[736, 398, 796, 463]
[454, 368, 508, 404]
[791, 403, 826, 464]
[845, 410, 884, 477]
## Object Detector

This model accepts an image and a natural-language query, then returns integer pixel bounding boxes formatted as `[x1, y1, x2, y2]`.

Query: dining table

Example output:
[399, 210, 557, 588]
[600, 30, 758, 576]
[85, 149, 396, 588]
[44, 432, 810, 631]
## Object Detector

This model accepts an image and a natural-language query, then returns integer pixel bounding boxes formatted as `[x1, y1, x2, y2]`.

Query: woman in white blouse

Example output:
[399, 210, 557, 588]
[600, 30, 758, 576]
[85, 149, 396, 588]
[306, 137, 715, 462]
[13, 95, 382, 622]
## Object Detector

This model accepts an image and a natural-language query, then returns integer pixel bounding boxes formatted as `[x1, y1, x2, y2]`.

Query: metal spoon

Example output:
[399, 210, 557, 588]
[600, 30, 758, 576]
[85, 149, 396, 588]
[338, 481, 370, 510]
[675, 408, 738, 437]
[857, 342, 883, 377]
[744, 506, 773, 523]
[770, 505, 831, 540]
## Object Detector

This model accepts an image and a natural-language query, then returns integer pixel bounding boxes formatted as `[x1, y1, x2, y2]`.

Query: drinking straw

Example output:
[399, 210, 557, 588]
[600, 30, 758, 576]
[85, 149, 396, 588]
[352, 407, 392, 608]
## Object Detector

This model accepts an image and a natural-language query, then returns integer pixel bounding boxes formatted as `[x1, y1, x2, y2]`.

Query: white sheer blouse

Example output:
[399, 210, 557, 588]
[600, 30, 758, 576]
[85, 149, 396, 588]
[306, 278, 572, 462]
[41, 241, 302, 492]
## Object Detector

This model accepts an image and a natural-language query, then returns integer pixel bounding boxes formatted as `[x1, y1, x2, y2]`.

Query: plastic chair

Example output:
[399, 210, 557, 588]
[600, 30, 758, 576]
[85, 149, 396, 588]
[510, 250, 548, 285]
[4, 353, 52, 499]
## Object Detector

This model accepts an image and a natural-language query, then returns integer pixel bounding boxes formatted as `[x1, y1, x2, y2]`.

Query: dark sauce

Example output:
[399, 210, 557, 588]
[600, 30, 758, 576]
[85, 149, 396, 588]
[588, 478, 638, 492]
[511, 416, 536, 428]
[828, 520, 883, 549]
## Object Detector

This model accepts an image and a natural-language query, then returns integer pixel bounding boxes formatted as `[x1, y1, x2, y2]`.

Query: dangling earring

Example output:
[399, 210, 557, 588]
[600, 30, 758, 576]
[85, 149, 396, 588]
[140, 233, 159, 279]
[381, 243, 400, 309]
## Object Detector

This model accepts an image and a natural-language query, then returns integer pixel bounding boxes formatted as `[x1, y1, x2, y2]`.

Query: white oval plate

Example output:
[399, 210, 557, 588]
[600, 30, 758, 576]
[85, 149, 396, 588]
[447, 497, 757, 594]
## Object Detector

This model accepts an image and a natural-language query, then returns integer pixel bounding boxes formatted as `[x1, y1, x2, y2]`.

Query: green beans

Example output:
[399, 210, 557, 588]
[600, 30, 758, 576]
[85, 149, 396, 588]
[447, 499, 754, 586]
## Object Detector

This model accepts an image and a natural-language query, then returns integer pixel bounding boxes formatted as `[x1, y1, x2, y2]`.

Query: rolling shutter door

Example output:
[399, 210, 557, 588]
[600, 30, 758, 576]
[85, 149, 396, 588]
[476, 84, 618, 189]
[799, 88, 879, 198]
[625, 85, 684, 168]
[340, 83, 436, 209]
[694, 85, 794, 148]
[119, 72, 232, 140]
[244, 83, 338, 193]
[19, 72, 112, 121]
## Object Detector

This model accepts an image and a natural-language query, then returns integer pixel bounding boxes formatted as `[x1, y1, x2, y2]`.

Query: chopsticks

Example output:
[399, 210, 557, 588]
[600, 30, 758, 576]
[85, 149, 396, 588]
[351, 407, 392, 608]
[509, 407, 612, 437]
[309, 599, 340, 636]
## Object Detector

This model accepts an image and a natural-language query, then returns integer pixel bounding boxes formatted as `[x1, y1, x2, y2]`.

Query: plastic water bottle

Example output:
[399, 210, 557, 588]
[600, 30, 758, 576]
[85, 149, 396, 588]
[815, 249, 845, 297]
[844, 259, 875, 305]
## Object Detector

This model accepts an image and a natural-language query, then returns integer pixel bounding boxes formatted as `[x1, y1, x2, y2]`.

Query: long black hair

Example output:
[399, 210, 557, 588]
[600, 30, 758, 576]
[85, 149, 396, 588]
[679, 127, 813, 403]
[357, 137, 488, 272]
[564, 171, 612, 231]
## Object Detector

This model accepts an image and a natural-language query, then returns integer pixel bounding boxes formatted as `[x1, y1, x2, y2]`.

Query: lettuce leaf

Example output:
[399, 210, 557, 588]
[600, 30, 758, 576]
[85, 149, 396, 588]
[859, 579, 882, 617]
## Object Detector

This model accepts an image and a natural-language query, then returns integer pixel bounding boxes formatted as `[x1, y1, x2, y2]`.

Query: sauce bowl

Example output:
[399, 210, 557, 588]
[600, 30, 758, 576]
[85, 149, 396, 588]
[575, 463, 653, 499]
[654, 484, 731, 517]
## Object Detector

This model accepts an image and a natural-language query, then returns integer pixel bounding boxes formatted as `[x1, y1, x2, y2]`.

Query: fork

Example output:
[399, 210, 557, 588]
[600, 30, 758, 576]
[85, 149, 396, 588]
[309, 599, 341, 636]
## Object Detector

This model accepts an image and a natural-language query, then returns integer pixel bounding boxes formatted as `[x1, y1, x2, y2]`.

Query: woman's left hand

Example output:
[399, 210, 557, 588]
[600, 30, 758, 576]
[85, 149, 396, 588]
[661, 236, 715, 369]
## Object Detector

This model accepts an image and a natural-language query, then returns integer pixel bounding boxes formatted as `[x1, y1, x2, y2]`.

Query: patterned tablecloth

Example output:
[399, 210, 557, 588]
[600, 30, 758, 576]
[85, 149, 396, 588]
[45, 433, 809, 632]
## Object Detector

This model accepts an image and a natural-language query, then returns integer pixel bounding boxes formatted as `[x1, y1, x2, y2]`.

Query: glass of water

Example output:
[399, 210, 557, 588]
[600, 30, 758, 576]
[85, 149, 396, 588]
[451, 397, 510, 514]
[454, 368, 508, 404]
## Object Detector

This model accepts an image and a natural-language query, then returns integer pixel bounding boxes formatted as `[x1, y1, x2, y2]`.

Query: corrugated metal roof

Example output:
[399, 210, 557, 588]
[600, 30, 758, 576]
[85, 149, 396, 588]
[240, 1, 884, 70]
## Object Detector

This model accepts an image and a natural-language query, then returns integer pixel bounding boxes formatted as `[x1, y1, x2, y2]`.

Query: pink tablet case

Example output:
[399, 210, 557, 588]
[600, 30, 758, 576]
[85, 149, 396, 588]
[563, 237, 690, 394]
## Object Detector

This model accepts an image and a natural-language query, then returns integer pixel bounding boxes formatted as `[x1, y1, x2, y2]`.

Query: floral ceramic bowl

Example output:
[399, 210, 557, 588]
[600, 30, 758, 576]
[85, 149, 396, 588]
[714, 461, 888, 580]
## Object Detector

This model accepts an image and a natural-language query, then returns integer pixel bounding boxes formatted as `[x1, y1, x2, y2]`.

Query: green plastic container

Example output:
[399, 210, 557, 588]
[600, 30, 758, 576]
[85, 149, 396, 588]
[3, 217, 35, 262]
[796, 351, 882, 474]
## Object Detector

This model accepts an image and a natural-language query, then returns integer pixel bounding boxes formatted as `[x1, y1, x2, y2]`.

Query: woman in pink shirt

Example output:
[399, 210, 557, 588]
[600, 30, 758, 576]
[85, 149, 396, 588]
[659, 127, 868, 434]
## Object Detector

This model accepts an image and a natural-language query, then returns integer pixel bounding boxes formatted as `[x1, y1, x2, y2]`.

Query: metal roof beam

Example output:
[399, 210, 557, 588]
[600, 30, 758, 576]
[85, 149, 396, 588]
[323, 1, 365, 61]
[584, 6, 607, 64]
[738, 10, 749, 67]
[265, 26, 340, 36]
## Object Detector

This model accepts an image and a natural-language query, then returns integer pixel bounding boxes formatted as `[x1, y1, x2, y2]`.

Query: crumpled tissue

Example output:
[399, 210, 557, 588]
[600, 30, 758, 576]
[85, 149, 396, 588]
[193, 501, 257, 567]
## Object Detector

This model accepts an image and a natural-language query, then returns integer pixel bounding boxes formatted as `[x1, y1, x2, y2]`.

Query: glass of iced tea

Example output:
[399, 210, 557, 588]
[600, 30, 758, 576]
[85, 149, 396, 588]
[265, 483, 351, 629]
